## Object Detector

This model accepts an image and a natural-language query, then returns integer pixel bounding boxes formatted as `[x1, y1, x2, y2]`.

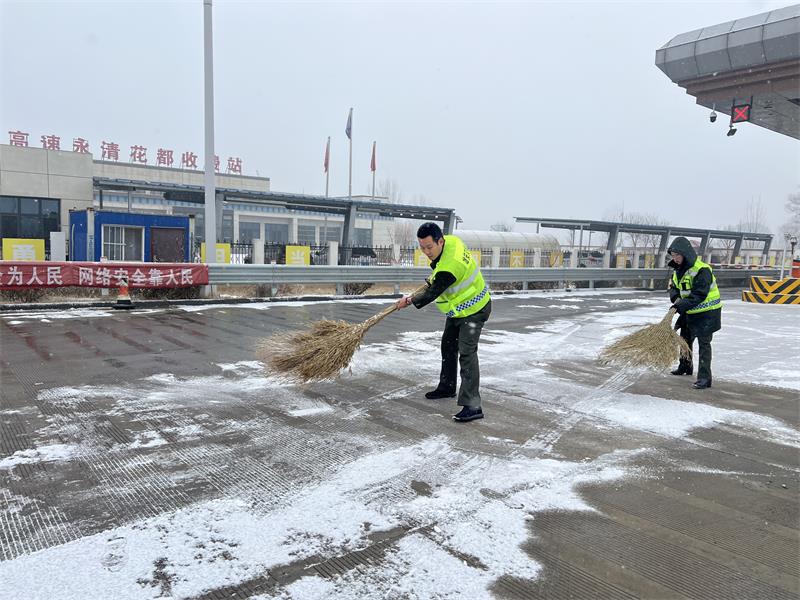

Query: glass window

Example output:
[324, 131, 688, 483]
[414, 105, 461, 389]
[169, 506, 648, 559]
[321, 225, 341, 243]
[0, 197, 18, 214]
[354, 227, 372, 247]
[297, 224, 316, 245]
[43, 217, 60, 237]
[221, 211, 234, 242]
[194, 214, 205, 241]
[42, 199, 60, 217]
[264, 223, 289, 244]
[1, 214, 19, 238]
[20, 197, 41, 215]
[239, 221, 261, 243]
[20, 216, 43, 238]
[103, 225, 143, 261]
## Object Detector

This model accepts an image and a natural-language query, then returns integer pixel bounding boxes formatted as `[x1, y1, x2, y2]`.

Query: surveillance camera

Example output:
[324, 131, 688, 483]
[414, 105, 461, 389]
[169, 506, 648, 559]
[709, 110, 717, 123]
[727, 125, 737, 137]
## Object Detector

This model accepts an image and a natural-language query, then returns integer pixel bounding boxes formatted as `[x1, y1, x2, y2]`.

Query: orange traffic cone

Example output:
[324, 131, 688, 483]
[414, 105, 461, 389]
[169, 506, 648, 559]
[114, 276, 134, 310]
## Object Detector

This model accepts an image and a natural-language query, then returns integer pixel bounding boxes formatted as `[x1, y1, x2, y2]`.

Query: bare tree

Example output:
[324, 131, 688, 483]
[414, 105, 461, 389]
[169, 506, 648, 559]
[712, 224, 738, 263]
[489, 221, 513, 232]
[376, 179, 403, 204]
[781, 190, 800, 239]
[387, 219, 418, 246]
[737, 197, 770, 249]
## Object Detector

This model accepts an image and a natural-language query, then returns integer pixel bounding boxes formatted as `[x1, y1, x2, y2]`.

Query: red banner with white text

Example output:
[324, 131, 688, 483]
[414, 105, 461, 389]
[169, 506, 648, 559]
[0, 262, 209, 289]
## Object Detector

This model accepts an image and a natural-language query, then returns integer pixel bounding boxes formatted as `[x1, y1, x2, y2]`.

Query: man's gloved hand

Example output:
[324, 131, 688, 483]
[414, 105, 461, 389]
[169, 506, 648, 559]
[674, 312, 686, 331]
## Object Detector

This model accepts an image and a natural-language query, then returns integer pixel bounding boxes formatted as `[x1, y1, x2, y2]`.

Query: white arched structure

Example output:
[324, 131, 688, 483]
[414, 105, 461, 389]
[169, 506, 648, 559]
[455, 230, 560, 250]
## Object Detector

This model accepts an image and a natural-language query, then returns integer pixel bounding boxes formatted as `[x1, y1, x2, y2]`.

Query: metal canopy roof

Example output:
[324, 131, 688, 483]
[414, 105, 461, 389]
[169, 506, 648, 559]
[655, 4, 800, 139]
[656, 5, 799, 82]
[93, 177, 455, 222]
[514, 217, 772, 242]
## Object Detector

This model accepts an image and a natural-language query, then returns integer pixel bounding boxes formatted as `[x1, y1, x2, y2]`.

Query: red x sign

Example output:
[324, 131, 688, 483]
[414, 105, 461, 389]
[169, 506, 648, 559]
[731, 104, 751, 123]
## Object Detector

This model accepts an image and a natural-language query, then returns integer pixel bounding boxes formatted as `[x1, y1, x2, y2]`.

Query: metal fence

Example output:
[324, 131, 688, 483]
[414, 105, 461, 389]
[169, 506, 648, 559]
[207, 264, 776, 287]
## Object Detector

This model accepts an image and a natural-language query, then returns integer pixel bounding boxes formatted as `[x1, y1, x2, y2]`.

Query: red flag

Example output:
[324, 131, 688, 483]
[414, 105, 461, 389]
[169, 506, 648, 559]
[370, 141, 376, 172]
[323, 137, 330, 173]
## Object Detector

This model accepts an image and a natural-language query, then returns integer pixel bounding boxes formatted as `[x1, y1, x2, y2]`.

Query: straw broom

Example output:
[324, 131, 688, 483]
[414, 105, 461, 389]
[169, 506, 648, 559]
[599, 308, 691, 370]
[257, 284, 428, 382]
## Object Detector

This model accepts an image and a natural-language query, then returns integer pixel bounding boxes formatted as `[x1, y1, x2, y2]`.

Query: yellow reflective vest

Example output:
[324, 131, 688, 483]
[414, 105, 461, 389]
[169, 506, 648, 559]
[672, 258, 722, 314]
[431, 235, 491, 318]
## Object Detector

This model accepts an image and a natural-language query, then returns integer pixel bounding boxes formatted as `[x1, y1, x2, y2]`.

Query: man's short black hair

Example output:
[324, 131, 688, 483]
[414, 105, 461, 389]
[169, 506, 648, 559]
[417, 222, 443, 241]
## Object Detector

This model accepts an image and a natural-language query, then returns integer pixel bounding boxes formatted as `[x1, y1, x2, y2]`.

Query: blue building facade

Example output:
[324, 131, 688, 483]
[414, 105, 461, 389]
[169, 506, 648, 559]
[69, 210, 191, 262]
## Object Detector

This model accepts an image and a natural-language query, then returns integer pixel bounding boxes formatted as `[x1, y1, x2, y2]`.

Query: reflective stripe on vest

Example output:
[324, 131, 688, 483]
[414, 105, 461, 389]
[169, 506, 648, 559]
[431, 235, 491, 318]
[446, 285, 489, 318]
[671, 258, 722, 314]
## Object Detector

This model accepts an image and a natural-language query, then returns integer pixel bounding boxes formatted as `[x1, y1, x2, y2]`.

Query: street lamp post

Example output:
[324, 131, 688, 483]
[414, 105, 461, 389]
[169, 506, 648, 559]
[780, 233, 789, 279]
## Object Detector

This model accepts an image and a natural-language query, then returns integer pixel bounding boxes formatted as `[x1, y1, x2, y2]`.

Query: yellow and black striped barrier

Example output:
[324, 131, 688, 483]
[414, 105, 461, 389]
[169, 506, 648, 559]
[743, 276, 800, 304]
[749, 276, 800, 296]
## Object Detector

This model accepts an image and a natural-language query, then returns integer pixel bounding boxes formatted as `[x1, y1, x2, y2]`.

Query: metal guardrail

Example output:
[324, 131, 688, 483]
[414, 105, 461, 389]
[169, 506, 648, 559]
[208, 265, 778, 286]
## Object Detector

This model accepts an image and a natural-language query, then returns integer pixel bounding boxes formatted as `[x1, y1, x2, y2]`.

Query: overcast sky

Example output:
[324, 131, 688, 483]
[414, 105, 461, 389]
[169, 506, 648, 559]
[1, 0, 798, 234]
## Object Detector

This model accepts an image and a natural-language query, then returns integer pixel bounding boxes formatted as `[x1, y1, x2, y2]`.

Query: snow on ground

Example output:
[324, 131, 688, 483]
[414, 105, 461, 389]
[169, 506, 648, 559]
[1, 292, 798, 599]
[0, 439, 639, 600]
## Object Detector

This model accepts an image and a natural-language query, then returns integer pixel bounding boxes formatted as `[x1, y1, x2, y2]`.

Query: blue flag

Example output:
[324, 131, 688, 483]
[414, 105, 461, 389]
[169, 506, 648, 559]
[345, 108, 352, 140]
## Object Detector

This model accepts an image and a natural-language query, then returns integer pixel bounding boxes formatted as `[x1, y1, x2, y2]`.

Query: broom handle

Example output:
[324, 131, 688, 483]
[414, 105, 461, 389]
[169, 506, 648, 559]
[662, 307, 678, 325]
[362, 284, 429, 329]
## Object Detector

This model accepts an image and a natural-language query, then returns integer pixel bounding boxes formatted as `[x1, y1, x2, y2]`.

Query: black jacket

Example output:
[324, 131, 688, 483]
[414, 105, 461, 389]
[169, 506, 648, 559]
[667, 236, 721, 337]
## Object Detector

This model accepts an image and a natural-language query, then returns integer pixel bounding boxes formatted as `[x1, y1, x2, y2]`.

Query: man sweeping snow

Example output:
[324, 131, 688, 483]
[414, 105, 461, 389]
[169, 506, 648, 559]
[667, 236, 723, 390]
[395, 222, 491, 422]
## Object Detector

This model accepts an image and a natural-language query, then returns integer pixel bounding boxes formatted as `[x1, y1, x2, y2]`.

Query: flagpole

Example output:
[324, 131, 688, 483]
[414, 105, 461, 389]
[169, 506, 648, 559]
[371, 141, 376, 201]
[324, 136, 330, 198]
[347, 108, 353, 200]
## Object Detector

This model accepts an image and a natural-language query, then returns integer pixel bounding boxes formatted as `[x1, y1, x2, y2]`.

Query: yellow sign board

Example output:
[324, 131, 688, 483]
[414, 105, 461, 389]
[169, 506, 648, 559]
[509, 250, 524, 268]
[2, 238, 45, 261]
[470, 250, 482, 266]
[615, 253, 626, 268]
[413, 249, 429, 267]
[751, 255, 759, 265]
[734, 256, 742, 265]
[285, 245, 310, 266]
[548, 251, 563, 267]
[200, 243, 231, 264]
[644, 254, 655, 268]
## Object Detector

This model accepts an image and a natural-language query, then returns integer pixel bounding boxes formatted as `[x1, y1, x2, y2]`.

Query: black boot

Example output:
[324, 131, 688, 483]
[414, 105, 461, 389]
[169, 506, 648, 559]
[453, 406, 483, 422]
[670, 365, 693, 376]
[425, 388, 456, 400]
[693, 379, 712, 389]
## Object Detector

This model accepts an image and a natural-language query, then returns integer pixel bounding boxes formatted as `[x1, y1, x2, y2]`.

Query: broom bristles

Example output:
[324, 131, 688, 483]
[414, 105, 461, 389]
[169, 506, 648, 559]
[258, 284, 428, 382]
[599, 308, 691, 370]
[256, 318, 369, 382]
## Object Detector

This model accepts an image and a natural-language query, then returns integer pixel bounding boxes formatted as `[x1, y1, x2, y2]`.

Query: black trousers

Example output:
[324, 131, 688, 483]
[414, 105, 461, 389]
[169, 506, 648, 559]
[436, 301, 491, 407]
[678, 324, 713, 381]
